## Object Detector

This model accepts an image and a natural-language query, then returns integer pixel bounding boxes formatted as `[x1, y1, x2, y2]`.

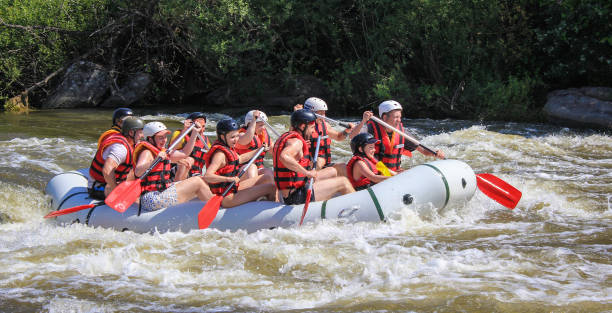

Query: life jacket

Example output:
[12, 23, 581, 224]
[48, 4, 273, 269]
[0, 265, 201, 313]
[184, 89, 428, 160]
[203, 141, 240, 195]
[89, 133, 134, 184]
[310, 120, 332, 165]
[133, 141, 172, 193]
[273, 131, 311, 190]
[367, 120, 411, 172]
[96, 125, 121, 148]
[235, 127, 271, 169]
[186, 133, 211, 176]
[347, 154, 379, 191]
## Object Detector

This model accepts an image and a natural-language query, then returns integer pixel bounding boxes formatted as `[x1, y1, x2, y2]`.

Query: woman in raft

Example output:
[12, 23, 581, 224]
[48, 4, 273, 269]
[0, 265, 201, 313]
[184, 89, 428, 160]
[204, 118, 277, 207]
[133, 121, 214, 212]
[346, 133, 395, 191]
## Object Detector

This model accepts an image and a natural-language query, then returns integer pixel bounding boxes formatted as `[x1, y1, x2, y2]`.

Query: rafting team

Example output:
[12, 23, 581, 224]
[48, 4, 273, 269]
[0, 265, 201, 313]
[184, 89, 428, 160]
[88, 98, 445, 212]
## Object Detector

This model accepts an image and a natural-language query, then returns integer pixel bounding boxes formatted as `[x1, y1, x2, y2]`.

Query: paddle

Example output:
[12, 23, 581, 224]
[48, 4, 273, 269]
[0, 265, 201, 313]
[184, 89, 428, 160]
[44, 203, 96, 218]
[262, 119, 281, 138]
[105, 123, 197, 213]
[370, 116, 522, 209]
[313, 113, 351, 129]
[198, 146, 266, 229]
[299, 134, 321, 226]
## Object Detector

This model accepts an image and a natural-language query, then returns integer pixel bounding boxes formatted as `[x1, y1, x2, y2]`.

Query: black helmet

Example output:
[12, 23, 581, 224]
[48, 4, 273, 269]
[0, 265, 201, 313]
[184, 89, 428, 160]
[350, 133, 379, 154]
[112, 107, 134, 126]
[290, 109, 317, 128]
[216, 118, 239, 137]
[187, 112, 207, 122]
[121, 116, 145, 136]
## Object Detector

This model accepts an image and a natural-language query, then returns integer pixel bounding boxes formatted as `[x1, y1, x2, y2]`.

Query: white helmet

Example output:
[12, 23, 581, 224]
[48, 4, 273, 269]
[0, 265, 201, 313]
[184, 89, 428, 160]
[143, 121, 170, 138]
[304, 97, 328, 111]
[378, 100, 402, 117]
[244, 110, 268, 125]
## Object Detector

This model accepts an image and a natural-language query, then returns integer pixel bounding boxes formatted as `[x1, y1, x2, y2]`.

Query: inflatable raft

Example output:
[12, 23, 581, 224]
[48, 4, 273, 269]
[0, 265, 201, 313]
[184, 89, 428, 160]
[45, 160, 477, 233]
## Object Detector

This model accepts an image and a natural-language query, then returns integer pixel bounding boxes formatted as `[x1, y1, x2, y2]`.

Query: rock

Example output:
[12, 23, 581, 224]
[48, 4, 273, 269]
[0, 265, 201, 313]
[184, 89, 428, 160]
[3, 94, 30, 113]
[100, 73, 153, 107]
[543, 87, 612, 130]
[43, 61, 110, 109]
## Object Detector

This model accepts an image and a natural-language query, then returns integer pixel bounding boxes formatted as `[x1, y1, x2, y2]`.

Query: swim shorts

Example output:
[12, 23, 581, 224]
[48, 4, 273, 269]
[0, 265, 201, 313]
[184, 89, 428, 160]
[283, 186, 314, 205]
[140, 184, 178, 212]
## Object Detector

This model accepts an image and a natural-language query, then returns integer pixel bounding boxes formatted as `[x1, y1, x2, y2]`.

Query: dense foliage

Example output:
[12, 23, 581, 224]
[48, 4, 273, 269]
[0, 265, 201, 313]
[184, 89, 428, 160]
[1, 0, 610, 120]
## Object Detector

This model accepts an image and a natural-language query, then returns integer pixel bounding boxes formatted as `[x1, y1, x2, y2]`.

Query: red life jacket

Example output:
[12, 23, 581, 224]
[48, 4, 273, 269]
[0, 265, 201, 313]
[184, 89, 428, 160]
[310, 120, 332, 165]
[273, 131, 311, 190]
[186, 133, 211, 176]
[235, 127, 270, 169]
[96, 125, 121, 148]
[346, 154, 379, 191]
[133, 141, 172, 193]
[367, 120, 411, 172]
[203, 141, 240, 195]
[89, 133, 134, 184]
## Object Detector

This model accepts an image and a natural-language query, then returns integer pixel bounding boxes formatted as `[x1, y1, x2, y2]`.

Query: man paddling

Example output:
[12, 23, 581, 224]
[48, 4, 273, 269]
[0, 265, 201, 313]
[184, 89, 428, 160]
[295, 97, 354, 176]
[273, 109, 355, 205]
[88, 116, 144, 199]
[350, 100, 445, 172]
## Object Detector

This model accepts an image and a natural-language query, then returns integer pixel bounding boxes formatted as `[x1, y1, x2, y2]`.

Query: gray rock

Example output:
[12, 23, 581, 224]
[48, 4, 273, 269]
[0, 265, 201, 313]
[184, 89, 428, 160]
[43, 61, 110, 109]
[543, 87, 612, 130]
[100, 73, 153, 107]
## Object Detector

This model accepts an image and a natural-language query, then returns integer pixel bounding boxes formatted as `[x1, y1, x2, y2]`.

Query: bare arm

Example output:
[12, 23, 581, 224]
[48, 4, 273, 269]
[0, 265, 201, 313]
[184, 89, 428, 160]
[349, 111, 373, 139]
[237, 149, 260, 164]
[355, 160, 388, 183]
[134, 150, 155, 178]
[170, 123, 202, 161]
[278, 139, 316, 178]
[204, 151, 239, 184]
[102, 158, 119, 189]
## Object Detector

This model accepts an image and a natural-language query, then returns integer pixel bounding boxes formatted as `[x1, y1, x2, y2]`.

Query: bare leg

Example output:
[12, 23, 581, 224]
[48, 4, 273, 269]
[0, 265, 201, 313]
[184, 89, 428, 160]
[221, 183, 277, 207]
[312, 177, 355, 201]
[332, 162, 347, 177]
[174, 176, 213, 203]
[315, 167, 337, 180]
[241, 164, 259, 180]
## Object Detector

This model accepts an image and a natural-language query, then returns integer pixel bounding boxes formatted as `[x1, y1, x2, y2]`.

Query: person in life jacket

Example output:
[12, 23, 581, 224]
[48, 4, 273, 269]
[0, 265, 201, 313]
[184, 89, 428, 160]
[349, 101, 445, 172]
[172, 112, 212, 181]
[346, 133, 394, 191]
[273, 109, 355, 205]
[134, 121, 214, 212]
[203, 118, 277, 208]
[96, 107, 134, 148]
[294, 97, 355, 177]
[88, 116, 144, 199]
[235, 110, 274, 179]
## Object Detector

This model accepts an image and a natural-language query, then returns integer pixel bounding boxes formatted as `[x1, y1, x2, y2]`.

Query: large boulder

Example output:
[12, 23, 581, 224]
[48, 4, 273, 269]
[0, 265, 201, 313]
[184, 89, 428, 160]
[43, 61, 110, 109]
[100, 73, 153, 107]
[543, 87, 612, 130]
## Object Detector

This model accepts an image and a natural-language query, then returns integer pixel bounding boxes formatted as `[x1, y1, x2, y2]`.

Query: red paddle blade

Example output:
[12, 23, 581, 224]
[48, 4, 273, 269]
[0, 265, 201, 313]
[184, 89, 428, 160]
[104, 179, 142, 213]
[44, 204, 95, 218]
[299, 190, 312, 226]
[198, 196, 222, 229]
[476, 173, 522, 209]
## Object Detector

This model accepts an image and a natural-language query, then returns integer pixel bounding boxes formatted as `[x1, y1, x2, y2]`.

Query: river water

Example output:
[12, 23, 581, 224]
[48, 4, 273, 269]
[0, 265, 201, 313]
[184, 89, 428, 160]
[0, 109, 610, 312]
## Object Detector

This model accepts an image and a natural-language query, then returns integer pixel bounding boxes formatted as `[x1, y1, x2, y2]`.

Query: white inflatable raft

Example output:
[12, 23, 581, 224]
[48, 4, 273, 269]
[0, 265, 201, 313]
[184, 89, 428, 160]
[45, 160, 476, 233]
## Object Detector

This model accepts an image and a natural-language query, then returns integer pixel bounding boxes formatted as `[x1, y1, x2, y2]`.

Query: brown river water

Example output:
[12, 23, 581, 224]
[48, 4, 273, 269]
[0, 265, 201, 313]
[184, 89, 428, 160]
[0, 109, 610, 312]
